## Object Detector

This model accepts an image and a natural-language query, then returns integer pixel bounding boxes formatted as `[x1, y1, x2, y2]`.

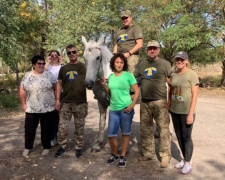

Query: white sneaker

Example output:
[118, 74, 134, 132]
[50, 140, 55, 146]
[175, 159, 184, 169]
[22, 149, 30, 157]
[180, 163, 192, 175]
[42, 149, 50, 156]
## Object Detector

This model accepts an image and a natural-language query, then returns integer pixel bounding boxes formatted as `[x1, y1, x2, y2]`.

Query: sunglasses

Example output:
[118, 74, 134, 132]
[36, 62, 46, 66]
[175, 58, 185, 61]
[67, 51, 77, 55]
[121, 17, 128, 20]
[51, 55, 58, 58]
[147, 47, 158, 50]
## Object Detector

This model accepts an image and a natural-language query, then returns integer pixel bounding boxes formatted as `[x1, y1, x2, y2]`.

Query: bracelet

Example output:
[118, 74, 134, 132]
[128, 51, 132, 56]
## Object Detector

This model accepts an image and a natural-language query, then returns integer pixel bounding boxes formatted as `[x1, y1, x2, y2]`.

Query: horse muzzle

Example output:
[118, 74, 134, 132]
[85, 80, 94, 90]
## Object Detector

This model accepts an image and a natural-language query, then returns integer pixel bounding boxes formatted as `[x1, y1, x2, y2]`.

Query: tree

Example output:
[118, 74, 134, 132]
[208, 0, 225, 87]
[0, 0, 47, 93]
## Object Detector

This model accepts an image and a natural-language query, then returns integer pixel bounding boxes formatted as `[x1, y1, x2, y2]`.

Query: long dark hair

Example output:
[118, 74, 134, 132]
[110, 53, 128, 72]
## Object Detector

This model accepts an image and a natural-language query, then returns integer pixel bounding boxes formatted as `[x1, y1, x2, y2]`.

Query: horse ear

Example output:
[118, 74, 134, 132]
[97, 35, 105, 46]
[81, 36, 87, 46]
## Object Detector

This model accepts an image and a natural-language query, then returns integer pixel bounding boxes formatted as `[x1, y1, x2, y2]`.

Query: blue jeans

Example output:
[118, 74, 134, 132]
[108, 109, 134, 137]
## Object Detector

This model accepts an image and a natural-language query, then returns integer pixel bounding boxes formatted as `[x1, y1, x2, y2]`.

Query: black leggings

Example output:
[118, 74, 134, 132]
[171, 112, 195, 162]
[25, 112, 54, 149]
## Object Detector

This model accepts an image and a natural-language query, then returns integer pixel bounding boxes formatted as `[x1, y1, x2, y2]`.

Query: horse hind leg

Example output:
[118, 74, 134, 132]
[91, 101, 107, 152]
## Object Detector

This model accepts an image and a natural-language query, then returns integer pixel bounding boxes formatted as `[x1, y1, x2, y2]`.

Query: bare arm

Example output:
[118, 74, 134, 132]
[20, 86, 26, 111]
[166, 76, 171, 107]
[123, 83, 140, 113]
[187, 85, 199, 124]
[124, 38, 143, 59]
[167, 85, 172, 111]
[113, 44, 118, 54]
[45, 56, 51, 71]
[100, 78, 110, 94]
[55, 80, 62, 111]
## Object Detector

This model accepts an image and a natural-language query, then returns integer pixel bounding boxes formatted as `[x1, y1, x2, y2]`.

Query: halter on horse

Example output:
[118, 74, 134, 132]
[82, 35, 112, 152]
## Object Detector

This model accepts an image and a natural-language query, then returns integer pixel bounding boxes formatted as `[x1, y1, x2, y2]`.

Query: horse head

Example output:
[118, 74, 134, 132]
[82, 35, 112, 90]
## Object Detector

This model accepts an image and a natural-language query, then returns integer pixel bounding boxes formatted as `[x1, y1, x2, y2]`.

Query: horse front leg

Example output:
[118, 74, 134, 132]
[91, 101, 107, 152]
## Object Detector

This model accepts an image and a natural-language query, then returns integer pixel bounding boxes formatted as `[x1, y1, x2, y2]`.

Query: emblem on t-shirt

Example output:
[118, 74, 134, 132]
[172, 86, 184, 102]
[118, 34, 128, 42]
[66, 71, 78, 81]
[144, 67, 157, 78]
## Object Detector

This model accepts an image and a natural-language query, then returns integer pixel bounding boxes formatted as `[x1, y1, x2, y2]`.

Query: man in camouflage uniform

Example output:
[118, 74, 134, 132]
[134, 40, 171, 168]
[113, 10, 143, 73]
[55, 44, 88, 158]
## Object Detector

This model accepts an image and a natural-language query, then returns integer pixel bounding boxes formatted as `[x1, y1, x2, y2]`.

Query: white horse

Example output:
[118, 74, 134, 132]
[81, 35, 113, 152]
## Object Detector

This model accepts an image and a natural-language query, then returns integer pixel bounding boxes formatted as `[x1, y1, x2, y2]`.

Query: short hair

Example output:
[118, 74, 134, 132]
[31, 55, 45, 65]
[110, 53, 128, 72]
[48, 50, 60, 56]
[66, 44, 76, 50]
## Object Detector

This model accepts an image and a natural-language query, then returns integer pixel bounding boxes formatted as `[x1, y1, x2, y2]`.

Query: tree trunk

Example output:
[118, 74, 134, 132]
[221, 58, 225, 87]
[15, 62, 20, 94]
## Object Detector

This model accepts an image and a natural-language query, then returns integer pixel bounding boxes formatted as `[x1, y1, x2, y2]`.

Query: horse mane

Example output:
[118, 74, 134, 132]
[99, 45, 113, 79]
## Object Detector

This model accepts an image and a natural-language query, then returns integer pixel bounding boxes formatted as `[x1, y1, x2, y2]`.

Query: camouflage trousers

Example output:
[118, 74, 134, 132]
[127, 55, 139, 95]
[140, 99, 171, 161]
[57, 102, 88, 150]
[127, 55, 139, 74]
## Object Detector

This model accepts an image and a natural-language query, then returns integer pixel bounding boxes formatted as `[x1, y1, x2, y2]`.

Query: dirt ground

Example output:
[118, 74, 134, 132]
[0, 88, 225, 180]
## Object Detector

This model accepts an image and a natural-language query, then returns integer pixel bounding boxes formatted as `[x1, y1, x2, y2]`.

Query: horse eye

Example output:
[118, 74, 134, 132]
[88, 48, 91, 52]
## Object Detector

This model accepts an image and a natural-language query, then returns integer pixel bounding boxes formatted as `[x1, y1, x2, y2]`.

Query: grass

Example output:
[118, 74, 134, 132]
[198, 74, 222, 87]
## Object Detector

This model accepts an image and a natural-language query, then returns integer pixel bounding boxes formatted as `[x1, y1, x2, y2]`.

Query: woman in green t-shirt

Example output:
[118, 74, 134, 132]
[168, 51, 199, 175]
[101, 53, 140, 168]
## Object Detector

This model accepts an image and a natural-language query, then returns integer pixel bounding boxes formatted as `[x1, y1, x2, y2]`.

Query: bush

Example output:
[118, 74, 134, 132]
[0, 93, 20, 108]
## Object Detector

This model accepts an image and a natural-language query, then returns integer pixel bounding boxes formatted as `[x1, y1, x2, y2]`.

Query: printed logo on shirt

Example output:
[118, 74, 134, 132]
[118, 34, 128, 42]
[66, 71, 78, 81]
[144, 67, 157, 78]
[171, 86, 184, 103]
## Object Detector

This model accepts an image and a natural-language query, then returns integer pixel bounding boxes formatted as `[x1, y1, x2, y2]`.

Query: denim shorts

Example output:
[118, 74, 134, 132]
[108, 108, 135, 137]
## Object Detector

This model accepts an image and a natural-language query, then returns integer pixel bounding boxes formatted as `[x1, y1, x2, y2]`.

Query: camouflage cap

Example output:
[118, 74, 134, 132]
[147, 40, 160, 48]
[174, 51, 188, 59]
[120, 10, 132, 17]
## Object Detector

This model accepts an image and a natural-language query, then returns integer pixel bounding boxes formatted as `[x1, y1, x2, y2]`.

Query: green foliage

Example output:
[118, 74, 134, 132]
[0, 93, 20, 108]
[1, 0, 224, 72]
[0, 0, 47, 70]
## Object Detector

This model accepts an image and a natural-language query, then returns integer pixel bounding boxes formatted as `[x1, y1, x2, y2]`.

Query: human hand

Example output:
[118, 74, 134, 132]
[124, 52, 130, 59]
[55, 101, 61, 111]
[123, 105, 133, 113]
[186, 114, 194, 125]
[100, 77, 107, 86]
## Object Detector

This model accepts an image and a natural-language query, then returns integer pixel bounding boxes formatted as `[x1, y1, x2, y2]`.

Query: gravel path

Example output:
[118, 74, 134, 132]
[0, 89, 225, 180]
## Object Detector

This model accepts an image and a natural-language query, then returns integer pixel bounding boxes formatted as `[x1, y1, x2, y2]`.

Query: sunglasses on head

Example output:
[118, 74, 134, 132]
[121, 17, 128, 20]
[36, 62, 46, 66]
[67, 51, 77, 55]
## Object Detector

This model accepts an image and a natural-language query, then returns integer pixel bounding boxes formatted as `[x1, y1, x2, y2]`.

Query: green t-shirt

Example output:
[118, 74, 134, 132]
[58, 62, 87, 104]
[134, 58, 171, 100]
[108, 71, 137, 111]
[170, 69, 199, 114]
[116, 24, 143, 54]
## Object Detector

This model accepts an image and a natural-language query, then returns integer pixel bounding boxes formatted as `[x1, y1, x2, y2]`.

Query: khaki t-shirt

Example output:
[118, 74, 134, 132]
[58, 62, 87, 104]
[134, 58, 171, 100]
[116, 24, 143, 54]
[170, 69, 199, 114]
